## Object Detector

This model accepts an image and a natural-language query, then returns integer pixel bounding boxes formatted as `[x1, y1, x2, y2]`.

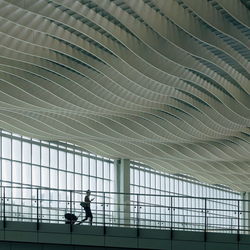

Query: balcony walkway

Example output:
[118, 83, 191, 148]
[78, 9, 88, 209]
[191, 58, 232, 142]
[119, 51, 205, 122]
[1, 186, 250, 249]
[1, 221, 250, 250]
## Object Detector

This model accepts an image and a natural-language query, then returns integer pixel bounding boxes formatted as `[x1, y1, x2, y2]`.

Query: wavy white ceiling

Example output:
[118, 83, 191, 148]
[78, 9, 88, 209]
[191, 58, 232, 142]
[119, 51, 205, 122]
[0, 0, 249, 191]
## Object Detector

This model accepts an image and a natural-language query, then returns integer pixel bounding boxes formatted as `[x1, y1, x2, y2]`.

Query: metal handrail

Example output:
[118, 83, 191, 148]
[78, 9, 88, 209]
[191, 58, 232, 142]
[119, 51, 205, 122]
[0, 185, 248, 234]
[0, 185, 245, 201]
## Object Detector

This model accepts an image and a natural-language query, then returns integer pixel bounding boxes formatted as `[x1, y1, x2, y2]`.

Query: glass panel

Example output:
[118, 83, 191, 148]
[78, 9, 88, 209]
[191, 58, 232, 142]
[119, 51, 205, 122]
[170, 178, 174, 194]
[103, 162, 109, 179]
[32, 144, 40, 165]
[179, 181, 184, 196]
[161, 176, 165, 191]
[50, 149, 58, 169]
[104, 180, 109, 192]
[67, 152, 74, 172]
[75, 174, 81, 191]
[75, 155, 81, 173]
[150, 173, 155, 189]
[145, 172, 150, 187]
[12, 139, 21, 161]
[110, 162, 114, 181]
[82, 156, 89, 175]
[110, 178, 114, 192]
[41, 167, 49, 187]
[2, 137, 11, 159]
[130, 168, 134, 185]
[59, 151, 66, 170]
[82, 175, 89, 191]
[67, 172, 74, 190]
[90, 158, 96, 176]
[22, 164, 31, 185]
[97, 160, 103, 178]
[50, 169, 58, 189]
[12, 186, 22, 206]
[175, 178, 179, 194]
[140, 171, 144, 186]
[22, 142, 31, 163]
[165, 176, 170, 192]
[97, 178, 103, 191]
[135, 169, 139, 186]
[90, 177, 96, 191]
[12, 162, 21, 184]
[59, 171, 66, 189]
[32, 165, 40, 186]
[156, 175, 160, 190]
[2, 160, 11, 182]
[41, 146, 49, 166]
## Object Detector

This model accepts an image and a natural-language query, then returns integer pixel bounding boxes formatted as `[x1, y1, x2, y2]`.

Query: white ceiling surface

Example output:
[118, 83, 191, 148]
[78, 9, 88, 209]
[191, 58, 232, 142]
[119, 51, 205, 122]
[0, 0, 249, 190]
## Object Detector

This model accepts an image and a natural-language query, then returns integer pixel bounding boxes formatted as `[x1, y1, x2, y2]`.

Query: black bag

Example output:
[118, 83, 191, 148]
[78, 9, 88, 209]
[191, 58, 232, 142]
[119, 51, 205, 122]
[64, 213, 78, 224]
[80, 201, 87, 209]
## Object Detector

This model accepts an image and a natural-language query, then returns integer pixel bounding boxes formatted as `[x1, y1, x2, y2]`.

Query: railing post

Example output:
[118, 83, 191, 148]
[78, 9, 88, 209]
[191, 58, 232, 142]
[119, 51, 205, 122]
[160, 194, 162, 229]
[238, 199, 240, 242]
[137, 194, 139, 237]
[70, 190, 73, 232]
[36, 188, 39, 230]
[170, 196, 173, 240]
[204, 198, 207, 241]
[231, 217, 233, 234]
[40, 189, 43, 224]
[103, 192, 106, 234]
[3, 187, 6, 228]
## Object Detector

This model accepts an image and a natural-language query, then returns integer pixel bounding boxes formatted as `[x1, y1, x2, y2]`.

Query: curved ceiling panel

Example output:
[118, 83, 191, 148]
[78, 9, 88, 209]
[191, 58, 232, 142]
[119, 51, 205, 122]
[0, 0, 249, 191]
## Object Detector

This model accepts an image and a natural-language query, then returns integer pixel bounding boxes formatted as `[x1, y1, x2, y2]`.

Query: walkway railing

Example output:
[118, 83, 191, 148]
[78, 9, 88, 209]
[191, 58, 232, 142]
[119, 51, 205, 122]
[0, 186, 249, 235]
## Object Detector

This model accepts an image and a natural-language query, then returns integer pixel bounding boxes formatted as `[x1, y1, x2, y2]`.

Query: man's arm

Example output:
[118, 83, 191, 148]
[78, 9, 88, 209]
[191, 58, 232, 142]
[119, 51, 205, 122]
[85, 196, 91, 204]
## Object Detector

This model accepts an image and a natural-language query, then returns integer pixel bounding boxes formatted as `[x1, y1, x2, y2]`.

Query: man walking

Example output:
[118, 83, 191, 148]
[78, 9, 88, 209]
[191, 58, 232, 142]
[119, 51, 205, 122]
[78, 190, 94, 225]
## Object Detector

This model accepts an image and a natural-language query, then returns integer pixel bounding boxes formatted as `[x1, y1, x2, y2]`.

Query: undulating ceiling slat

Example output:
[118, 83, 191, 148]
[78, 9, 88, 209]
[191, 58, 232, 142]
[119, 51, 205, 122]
[0, 0, 249, 191]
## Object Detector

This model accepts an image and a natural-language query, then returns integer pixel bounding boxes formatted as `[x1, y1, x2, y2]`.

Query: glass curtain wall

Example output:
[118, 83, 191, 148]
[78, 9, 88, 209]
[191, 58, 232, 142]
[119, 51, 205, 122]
[130, 161, 241, 232]
[0, 128, 243, 231]
[0, 129, 114, 224]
